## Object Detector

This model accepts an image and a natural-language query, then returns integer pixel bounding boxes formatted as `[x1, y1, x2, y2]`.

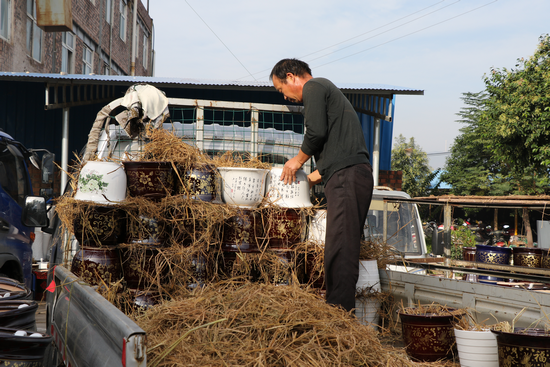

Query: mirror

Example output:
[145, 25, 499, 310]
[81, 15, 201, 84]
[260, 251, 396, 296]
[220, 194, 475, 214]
[41, 152, 55, 184]
[22, 196, 49, 228]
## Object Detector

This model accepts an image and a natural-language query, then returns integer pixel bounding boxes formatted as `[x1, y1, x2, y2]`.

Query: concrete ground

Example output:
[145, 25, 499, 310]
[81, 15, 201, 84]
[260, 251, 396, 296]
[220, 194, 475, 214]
[36, 301, 47, 333]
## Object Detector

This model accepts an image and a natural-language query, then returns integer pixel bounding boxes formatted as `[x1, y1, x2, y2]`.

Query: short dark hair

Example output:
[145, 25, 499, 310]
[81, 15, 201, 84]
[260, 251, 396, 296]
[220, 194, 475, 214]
[269, 59, 312, 82]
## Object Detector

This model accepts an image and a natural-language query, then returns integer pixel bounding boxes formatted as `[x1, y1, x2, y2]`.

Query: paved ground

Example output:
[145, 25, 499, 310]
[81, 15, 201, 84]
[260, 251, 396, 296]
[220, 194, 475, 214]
[36, 301, 47, 333]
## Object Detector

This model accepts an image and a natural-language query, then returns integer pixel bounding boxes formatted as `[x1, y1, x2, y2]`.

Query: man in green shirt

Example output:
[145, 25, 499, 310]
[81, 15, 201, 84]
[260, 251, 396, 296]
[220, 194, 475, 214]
[270, 58, 374, 312]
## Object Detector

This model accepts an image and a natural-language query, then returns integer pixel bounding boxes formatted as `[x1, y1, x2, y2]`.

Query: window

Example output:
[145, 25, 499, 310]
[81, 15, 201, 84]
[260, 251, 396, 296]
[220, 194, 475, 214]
[106, 0, 111, 24]
[142, 34, 148, 69]
[26, 0, 42, 62]
[61, 32, 75, 73]
[103, 62, 110, 75]
[82, 46, 93, 74]
[0, 0, 10, 41]
[119, 0, 126, 41]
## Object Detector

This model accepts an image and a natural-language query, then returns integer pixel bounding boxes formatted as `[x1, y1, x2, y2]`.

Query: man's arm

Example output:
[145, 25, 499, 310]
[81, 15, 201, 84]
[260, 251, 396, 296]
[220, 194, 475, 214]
[307, 170, 322, 188]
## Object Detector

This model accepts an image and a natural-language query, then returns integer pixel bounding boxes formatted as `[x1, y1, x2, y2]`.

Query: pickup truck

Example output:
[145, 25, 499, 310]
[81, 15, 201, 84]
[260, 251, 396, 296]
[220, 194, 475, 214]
[0, 130, 53, 289]
[43, 88, 431, 366]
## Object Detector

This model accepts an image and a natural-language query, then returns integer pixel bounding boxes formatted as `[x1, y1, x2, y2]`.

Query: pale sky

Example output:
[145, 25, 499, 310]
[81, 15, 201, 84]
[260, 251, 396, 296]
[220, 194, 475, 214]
[148, 0, 550, 169]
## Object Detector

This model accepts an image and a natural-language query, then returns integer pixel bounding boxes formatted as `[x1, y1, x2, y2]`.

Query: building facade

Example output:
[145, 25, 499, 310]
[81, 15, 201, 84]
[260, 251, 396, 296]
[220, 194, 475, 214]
[0, 0, 153, 76]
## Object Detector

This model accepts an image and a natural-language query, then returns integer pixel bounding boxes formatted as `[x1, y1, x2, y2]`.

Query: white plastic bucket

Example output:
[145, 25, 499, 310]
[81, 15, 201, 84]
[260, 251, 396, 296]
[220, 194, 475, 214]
[454, 328, 499, 367]
[74, 161, 126, 204]
[265, 168, 312, 208]
[217, 167, 269, 208]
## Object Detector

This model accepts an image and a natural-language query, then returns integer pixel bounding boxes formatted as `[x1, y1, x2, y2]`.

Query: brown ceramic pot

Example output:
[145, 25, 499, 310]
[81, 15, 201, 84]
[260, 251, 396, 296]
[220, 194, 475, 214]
[264, 208, 307, 250]
[123, 161, 175, 200]
[492, 328, 550, 366]
[71, 247, 122, 286]
[512, 247, 543, 268]
[175, 164, 219, 202]
[73, 205, 126, 247]
[221, 209, 264, 253]
[120, 246, 167, 289]
[462, 247, 476, 262]
[127, 214, 168, 246]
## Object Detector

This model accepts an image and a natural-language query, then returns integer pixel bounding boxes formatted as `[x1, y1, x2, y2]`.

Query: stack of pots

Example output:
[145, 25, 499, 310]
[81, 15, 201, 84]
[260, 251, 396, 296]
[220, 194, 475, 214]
[217, 167, 269, 281]
[264, 168, 311, 285]
[72, 161, 127, 289]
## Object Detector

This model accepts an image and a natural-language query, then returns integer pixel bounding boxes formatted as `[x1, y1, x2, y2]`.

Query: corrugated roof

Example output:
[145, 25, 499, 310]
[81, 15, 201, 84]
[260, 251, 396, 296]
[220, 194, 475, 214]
[0, 72, 424, 95]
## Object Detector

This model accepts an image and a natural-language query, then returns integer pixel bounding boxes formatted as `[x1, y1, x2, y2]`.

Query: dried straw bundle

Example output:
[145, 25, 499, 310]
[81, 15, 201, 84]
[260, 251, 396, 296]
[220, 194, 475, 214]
[138, 281, 442, 367]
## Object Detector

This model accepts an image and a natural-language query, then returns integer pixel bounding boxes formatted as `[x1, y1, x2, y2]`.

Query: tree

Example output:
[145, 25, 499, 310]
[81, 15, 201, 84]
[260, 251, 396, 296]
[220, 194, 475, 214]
[391, 135, 435, 198]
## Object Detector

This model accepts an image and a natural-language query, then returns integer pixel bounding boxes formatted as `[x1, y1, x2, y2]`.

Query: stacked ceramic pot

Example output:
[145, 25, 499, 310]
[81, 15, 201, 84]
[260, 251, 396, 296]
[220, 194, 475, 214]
[72, 161, 127, 288]
[217, 167, 269, 282]
[263, 168, 311, 285]
[475, 244, 512, 284]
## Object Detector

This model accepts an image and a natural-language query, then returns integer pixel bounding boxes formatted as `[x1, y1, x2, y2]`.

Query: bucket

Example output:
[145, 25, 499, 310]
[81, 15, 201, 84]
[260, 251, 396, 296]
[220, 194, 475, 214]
[454, 328, 498, 367]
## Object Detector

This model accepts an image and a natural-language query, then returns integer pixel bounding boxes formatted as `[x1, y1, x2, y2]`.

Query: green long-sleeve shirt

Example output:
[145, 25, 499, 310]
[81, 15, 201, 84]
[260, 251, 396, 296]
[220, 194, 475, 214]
[300, 77, 371, 186]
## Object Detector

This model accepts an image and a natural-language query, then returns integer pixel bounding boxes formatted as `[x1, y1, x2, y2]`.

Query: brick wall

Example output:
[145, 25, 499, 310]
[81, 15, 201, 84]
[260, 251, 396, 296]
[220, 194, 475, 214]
[377, 170, 402, 191]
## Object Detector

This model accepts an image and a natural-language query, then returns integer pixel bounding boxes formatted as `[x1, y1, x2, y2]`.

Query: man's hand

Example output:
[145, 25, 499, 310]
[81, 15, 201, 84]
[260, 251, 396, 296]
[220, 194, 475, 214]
[281, 156, 303, 184]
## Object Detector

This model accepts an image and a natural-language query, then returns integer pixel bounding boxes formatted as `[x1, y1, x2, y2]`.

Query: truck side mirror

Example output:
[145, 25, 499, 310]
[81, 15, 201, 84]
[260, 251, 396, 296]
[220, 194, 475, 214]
[41, 152, 55, 184]
[22, 196, 49, 228]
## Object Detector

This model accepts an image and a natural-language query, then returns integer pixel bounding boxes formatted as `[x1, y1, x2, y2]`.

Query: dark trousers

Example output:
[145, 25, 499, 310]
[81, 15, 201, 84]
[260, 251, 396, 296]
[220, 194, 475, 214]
[324, 163, 374, 311]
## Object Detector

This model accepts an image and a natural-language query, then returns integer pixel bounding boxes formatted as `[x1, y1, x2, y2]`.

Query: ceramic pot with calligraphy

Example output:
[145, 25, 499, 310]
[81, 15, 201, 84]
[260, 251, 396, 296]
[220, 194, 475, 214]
[221, 209, 264, 253]
[217, 167, 269, 208]
[123, 161, 175, 200]
[492, 328, 550, 367]
[265, 168, 312, 208]
[265, 208, 307, 250]
[73, 204, 126, 247]
[512, 246, 543, 268]
[399, 307, 465, 362]
[175, 164, 219, 202]
[71, 247, 122, 286]
[475, 244, 511, 265]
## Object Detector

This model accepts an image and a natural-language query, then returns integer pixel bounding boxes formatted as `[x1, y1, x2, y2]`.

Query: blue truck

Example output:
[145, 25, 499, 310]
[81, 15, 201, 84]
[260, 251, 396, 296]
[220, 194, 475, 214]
[0, 129, 52, 289]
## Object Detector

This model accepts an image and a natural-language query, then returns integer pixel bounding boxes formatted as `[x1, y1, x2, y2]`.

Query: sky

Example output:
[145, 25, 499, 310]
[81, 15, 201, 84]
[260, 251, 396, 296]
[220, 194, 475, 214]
[148, 0, 550, 169]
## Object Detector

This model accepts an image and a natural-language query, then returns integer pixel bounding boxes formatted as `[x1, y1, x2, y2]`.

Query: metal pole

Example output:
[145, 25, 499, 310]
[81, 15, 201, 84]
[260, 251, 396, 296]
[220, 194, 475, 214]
[443, 204, 452, 258]
[372, 117, 380, 186]
[61, 107, 70, 194]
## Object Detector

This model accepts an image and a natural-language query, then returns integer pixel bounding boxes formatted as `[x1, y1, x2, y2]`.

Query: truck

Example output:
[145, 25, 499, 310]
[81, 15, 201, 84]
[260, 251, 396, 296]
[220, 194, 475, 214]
[0, 130, 53, 290]
[43, 85, 550, 366]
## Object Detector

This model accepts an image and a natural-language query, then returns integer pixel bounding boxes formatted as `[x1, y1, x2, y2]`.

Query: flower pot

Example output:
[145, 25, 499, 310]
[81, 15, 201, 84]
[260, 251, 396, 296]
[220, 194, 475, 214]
[454, 328, 498, 367]
[221, 209, 264, 253]
[307, 209, 327, 243]
[492, 328, 550, 366]
[265, 168, 312, 208]
[217, 167, 269, 208]
[120, 246, 167, 289]
[399, 307, 464, 362]
[512, 246, 543, 268]
[72, 204, 126, 247]
[127, 215, 168, 246]
[175, 164, 219, 202]
[462, 247, 476, 262]
[71, 247, 122, 287]
[265, 208, 307, 250]
[74, 161, 127, 204]
[123, 161, 175, 200]
[475, 244, 511, 265]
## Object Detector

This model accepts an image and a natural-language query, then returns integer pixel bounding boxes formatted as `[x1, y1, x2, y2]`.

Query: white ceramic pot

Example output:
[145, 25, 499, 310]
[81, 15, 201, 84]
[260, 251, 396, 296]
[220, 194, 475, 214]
[217, 167, 269, 208]
[265, 168, 312, 208]
[74, 161, 127, 204]
[454, 328, 499, 367]
[307, 209, 327, 243]
[355, 260, 381, 329]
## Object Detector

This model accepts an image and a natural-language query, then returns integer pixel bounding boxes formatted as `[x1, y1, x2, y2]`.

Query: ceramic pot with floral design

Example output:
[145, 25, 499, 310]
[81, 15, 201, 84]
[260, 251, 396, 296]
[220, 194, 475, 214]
[71, 247, 122, 287]
[221, 209, 264, 253]
[492, 328, 550, 367]
[265, 208, 307, 250]
[72, 204, 126, 247]
[123, 161, 174, 200]
[74, 161, 127, 204]
[175, 164, 219, 202]
[475, 244, 511, 265]
[512, 246, 543, 268]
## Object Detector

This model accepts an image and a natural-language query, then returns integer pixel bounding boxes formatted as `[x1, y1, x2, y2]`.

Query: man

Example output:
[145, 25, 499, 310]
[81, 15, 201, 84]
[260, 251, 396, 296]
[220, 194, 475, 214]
[270, 58, 374, 312]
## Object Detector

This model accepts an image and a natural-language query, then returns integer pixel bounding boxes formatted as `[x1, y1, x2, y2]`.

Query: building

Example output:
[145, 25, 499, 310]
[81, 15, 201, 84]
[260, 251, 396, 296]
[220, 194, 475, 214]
[0, 0, 153, 76]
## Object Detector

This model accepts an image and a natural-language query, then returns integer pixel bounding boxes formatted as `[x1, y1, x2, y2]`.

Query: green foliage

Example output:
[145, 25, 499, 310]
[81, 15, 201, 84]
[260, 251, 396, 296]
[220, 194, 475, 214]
[391, 135, 435, 197]
[450, 226, 477, 260]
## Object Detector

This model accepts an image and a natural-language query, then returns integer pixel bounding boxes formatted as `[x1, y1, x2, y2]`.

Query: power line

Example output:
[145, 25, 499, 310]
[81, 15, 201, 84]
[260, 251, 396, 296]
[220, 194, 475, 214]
[184, 0, 257, 81]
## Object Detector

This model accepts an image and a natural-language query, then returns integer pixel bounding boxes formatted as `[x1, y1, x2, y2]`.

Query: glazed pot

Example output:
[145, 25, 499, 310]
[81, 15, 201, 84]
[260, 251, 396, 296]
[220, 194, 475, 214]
[512, 246, 543, 268]
[72, 204, 126, 247]
[127, 215, 168, 246]
[221, 209, 264, 253]
[492, 328, 550, 367]
[265, 208, 307, 249]
[74, 161, 127, 204]
[216, 251, 261, 282]
[123, 161, 175, 200]
[71, 247, 122, 286]
[270, 249, 296, 286]
[265, 168, 312, 208]
[0, 326, 53, 364]
[304, 251, 325, 292]
[399, 307, 464, 362]
[175, 164, 219, 202]
[543, 252, 550, 269]
[128, 288, 162, 310]
[462, 247, 476, 262]
[120, 246, 167, 289]
[217, 167, 269, 208]
[475, 244, 511, 265]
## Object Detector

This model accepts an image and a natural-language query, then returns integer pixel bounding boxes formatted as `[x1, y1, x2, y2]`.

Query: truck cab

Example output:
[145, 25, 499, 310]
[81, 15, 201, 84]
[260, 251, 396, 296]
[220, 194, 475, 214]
[0, 130, 50, 288]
